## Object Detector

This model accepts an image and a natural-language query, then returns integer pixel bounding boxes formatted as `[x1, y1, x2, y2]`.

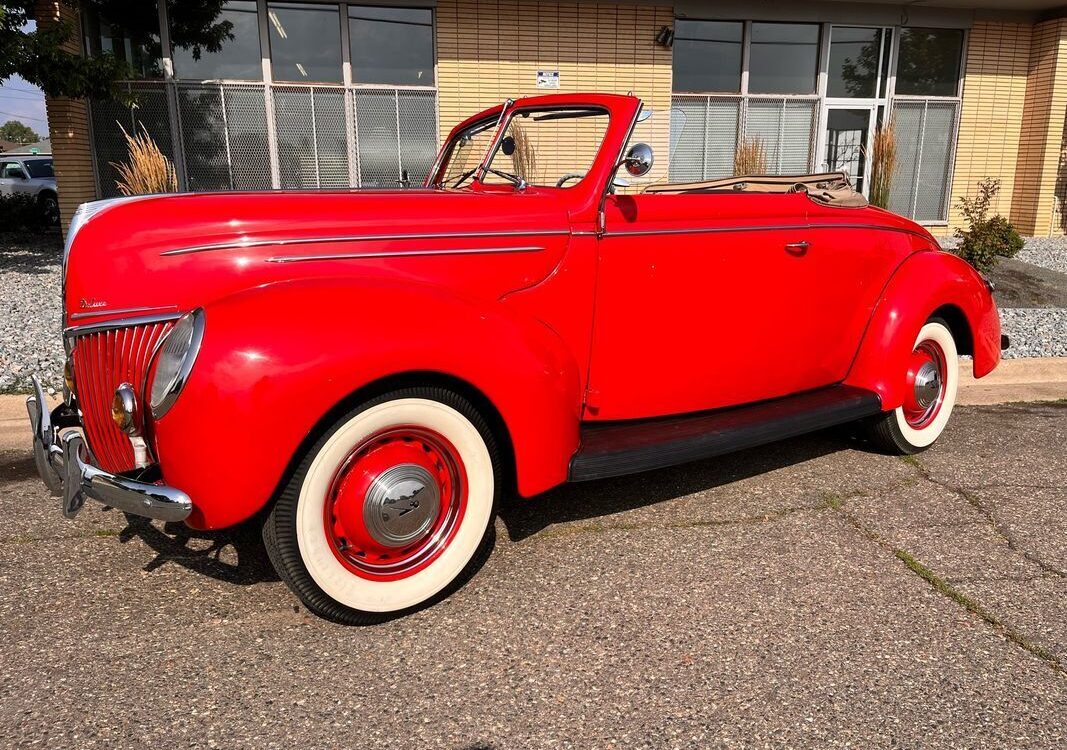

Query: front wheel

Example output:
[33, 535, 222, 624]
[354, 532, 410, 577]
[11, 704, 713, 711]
[264, 388, 500, 624]
[866, 319, 959, 454]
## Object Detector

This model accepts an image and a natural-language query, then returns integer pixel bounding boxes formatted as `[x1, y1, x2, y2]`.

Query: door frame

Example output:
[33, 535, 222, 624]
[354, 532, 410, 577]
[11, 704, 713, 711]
[817, 102, 877, 197]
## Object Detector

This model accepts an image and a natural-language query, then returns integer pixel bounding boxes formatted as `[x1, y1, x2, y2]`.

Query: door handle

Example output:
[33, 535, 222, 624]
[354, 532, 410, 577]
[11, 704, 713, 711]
[785, 241, 810, 255]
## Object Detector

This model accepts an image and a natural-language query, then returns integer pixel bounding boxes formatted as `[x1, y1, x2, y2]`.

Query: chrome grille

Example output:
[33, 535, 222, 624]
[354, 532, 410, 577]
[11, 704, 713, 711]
[70, 320, 175, 473]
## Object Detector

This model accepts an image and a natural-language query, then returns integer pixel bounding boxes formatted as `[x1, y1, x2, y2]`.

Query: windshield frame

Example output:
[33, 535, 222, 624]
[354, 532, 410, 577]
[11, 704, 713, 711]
[429, 102, 614, 191]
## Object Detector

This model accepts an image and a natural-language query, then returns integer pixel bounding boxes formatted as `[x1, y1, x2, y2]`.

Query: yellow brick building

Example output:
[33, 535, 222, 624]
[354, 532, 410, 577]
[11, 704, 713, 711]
[35, 0, 1067, 236]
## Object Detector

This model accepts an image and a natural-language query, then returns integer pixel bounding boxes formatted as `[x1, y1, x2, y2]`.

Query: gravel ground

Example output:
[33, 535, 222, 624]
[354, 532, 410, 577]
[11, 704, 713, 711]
[0, 232, 1063, 394]
[2, 403, 1065, 748]
[1017, 236, 1067, 275]
[1002, 308, 1067, 358]
[0, 232, 63, 394]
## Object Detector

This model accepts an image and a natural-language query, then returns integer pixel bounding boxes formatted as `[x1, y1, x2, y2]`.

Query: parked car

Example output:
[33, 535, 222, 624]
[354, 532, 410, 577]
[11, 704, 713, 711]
[0, 154, 59, 226]
[28, 93, 1003, 623]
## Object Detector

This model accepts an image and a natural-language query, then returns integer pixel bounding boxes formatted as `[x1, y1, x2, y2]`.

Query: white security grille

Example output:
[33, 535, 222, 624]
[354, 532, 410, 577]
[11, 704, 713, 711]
[177, 83, 273, 191]
[889, 99, 960, 223]
[89, 82, 174, 198]
[89, 82, 438, 195]
[273, 85, 350, 189]
[669, 95, 816, 181]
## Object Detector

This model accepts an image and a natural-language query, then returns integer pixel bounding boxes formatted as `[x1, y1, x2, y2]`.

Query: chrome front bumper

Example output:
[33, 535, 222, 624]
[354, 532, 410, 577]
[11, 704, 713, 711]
[26, 376, 192, 522]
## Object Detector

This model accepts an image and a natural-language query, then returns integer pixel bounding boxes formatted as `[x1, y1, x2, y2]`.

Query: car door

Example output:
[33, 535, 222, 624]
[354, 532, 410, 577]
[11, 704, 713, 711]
[0, 161, 22, 196]
[585, 190, 848, 421]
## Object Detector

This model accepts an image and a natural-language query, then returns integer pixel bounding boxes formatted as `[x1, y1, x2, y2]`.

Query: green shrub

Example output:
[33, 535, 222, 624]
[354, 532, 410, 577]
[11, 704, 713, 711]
[953, 178, 1024, 273]
[0, 193, 44, 232]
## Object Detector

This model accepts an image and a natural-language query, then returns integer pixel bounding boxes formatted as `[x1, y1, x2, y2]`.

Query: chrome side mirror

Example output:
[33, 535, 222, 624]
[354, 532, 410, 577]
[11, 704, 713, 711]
[623, 143, 654, 177]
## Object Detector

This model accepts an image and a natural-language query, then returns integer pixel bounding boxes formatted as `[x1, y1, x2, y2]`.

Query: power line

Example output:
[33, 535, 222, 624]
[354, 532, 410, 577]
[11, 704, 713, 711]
[0, 90, 45, 101]
[0, 109, 48, 123]
[0, 83, 45, 96]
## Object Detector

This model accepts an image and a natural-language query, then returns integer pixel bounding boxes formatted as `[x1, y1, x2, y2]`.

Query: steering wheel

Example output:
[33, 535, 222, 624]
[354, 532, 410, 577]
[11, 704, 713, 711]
[556, 172, 585, 188]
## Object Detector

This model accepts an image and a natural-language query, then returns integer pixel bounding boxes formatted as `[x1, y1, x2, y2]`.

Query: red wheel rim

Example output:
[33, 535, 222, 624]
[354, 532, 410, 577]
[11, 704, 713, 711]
[323, 427, 467, 581]
[902, 338, 947, 429]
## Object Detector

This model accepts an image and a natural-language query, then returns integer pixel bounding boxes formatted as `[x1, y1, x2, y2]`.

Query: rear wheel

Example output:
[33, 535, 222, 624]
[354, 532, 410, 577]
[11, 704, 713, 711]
[866, 319, 958, 454]
[263, 388, 500, 624]
[38, 193, 59, 228]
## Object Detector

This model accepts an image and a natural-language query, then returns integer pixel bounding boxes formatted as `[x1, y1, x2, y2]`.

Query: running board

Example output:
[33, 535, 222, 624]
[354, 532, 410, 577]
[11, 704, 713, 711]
[569, 385, 882, 482]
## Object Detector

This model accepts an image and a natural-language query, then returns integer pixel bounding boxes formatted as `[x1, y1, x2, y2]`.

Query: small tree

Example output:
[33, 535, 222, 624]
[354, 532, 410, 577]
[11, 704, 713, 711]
[109, 122, 178, 195]
[734, 137, 767, 176]
[954, 178, 1024, 273]
[0, 119, 39, 144]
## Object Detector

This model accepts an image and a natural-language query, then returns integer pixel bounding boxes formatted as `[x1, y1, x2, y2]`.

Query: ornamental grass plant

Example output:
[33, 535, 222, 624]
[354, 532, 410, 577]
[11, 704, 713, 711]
[110, 122, 178, 196]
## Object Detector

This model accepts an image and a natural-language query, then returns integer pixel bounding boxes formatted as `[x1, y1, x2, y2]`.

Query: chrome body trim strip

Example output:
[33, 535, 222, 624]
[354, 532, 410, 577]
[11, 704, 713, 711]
[26, 376, 192, 522]
[160, 228, 569, 256]
[64, 312, 183, 339]
[589, 222, 933, 242]
[69, 304, 179, 321]
[265, 245, 547, 263]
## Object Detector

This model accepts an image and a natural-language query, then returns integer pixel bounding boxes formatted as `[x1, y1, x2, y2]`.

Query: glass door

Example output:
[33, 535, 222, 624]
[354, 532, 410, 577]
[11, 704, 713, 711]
[822, 106, 875, 195]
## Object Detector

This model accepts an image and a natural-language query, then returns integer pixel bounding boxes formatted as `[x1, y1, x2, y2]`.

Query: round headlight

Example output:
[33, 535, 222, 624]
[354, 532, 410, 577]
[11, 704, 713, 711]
[149, 309, 205, 419]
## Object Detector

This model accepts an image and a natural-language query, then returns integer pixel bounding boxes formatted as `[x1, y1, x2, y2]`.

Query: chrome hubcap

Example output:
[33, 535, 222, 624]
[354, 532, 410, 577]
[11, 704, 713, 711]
[913, 362, 942, 409]
[363, 464, 441, 547]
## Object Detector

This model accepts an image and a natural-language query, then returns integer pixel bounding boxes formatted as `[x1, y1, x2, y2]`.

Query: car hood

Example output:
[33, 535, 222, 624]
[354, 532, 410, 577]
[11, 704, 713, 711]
[62, 189, 571, 327]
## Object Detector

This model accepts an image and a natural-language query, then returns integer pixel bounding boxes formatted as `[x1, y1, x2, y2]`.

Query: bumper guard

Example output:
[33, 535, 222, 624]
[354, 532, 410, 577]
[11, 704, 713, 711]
[26, 376, 192, 522]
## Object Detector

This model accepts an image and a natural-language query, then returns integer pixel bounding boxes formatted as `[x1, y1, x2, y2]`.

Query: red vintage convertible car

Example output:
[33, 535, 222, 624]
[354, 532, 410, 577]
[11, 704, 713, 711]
[28, 93, 1003, 623]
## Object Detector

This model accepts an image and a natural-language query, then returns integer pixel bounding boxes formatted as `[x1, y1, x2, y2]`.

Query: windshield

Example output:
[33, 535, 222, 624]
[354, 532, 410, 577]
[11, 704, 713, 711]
[23, 159, 54, 179]
[437, 119, 499, 188]
[436, 106, 610, 190]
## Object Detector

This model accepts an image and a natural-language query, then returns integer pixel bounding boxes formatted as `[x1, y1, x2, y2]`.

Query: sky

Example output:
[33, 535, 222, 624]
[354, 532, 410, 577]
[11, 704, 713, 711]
[0, 75, 49, 141]
[0, 19, 48, 142]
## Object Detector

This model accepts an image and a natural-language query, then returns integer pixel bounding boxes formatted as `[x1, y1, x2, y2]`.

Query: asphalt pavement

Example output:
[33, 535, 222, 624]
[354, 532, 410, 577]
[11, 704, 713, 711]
[1, 402, 1065, 748]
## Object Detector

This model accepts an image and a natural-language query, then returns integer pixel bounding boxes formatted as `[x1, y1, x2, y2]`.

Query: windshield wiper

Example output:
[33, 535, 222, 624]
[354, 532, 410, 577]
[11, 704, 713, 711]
[485, 167, 526, 190]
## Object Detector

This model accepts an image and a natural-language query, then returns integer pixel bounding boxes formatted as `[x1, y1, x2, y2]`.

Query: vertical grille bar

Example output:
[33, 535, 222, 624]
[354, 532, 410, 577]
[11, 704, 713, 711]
[70, 321, 175, 474]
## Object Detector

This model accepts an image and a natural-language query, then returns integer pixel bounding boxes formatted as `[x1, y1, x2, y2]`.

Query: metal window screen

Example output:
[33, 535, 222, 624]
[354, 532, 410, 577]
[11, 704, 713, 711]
[177, 83, 272, 191]
[88, 80, 437, 193]
[668, 96, 740, 181]
[273, 86, 350, 189]
[669, 95, 815, 180]
[889, 99, 959, 222]
[745, 98, 817, 175]
[89, 82, 175, 198]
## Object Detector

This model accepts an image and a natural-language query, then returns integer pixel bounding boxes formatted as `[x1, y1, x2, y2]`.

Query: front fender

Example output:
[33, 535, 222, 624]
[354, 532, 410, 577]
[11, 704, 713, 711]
[153, 277, 581, 530]
[845, 250, 1001, 409]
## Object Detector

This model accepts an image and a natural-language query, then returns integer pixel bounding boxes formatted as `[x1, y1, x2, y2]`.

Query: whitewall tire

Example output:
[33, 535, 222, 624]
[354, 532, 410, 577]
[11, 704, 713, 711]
[867, 319, 958, 454]
[264, 388, 500, 624]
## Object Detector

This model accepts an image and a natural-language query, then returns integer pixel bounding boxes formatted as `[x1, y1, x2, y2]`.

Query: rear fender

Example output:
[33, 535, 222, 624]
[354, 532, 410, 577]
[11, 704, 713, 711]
[152, 277, 581, 529]
[845, 250, 1001, 410]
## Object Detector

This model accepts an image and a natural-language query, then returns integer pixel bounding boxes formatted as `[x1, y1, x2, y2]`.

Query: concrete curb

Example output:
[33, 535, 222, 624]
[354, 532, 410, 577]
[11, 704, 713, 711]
[1, 358, 1064, 455]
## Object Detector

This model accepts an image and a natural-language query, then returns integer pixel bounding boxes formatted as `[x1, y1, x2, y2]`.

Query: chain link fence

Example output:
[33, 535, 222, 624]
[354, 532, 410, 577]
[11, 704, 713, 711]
[89, 82, 438, 196]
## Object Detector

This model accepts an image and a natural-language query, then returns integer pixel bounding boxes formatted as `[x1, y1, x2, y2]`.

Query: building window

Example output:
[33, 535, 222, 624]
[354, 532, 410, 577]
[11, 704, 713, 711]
[268, 2, 343, 83]
[171, 0, 262, 81]
[889, 100, 958, 222]
[895, 28, 964, 97]
[827, 26, 888, 99]
[83, 3, 163, 79]
[672, 21, 743, 94]
[748, 23, 819, 95]
[349, 6, 435, 86]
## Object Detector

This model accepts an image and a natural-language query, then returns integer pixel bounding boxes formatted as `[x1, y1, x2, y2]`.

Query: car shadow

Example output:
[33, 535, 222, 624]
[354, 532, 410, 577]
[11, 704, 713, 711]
[108, 428, 863, 587]
[498, 428, 860, 543]
[118, 514, 280, 586]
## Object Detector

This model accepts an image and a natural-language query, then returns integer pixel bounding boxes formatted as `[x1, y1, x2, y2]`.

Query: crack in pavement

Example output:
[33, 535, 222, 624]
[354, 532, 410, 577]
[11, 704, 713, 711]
[823, 487, 1066, 677]
[898, 455, 1066, 580]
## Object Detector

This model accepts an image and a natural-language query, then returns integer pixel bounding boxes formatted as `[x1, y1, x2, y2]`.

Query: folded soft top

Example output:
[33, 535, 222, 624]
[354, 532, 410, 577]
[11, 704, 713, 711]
[643, 171, 869, 208]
